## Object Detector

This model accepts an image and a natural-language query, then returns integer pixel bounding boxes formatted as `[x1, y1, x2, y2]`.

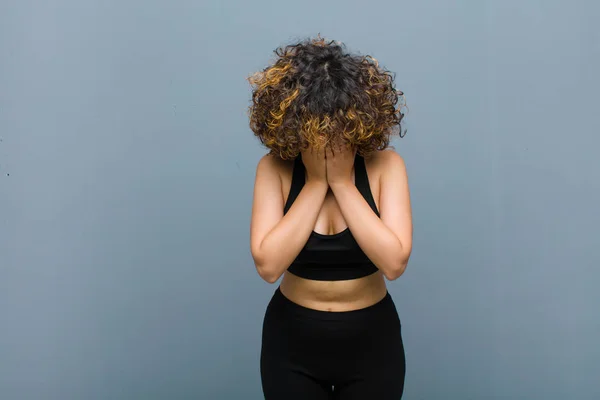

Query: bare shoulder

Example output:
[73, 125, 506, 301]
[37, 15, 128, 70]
[256, 153, 288, 173]
[255, 153, 294, 183]
[365, 148, 407, 179]
[375, 148, 406, 166]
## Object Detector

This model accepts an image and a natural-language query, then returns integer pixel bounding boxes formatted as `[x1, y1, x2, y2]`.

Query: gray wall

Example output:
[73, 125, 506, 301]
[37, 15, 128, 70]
[1, 1, 598, 399]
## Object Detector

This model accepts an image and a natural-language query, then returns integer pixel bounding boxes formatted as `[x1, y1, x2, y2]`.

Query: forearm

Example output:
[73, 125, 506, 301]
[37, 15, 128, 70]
[330, 181, 409, 280]
[255, 180, 328, 282]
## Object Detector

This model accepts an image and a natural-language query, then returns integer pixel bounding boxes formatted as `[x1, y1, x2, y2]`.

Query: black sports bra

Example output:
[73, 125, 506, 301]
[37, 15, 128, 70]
[283, 154, 380, 281]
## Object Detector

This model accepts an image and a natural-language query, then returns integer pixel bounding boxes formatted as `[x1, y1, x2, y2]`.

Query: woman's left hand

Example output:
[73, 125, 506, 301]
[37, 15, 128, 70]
[326, 145, 356, 186]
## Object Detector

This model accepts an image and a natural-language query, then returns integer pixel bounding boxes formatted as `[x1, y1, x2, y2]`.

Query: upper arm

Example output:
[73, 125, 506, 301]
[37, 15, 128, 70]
[378, 150, 413, 255]
[250, 154, 284, 261]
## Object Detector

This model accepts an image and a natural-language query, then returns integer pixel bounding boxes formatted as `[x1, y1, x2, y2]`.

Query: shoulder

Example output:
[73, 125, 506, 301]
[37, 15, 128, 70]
[374, 148, 406, 167]
[255, 152, 294, 181]
[365, 148, 407, 178]
[256, 152, 286, 170]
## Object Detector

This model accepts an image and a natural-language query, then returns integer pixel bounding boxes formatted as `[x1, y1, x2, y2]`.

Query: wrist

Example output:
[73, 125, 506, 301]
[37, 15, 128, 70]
[328, 179, 354, 193]
[305, 177, 329, 190]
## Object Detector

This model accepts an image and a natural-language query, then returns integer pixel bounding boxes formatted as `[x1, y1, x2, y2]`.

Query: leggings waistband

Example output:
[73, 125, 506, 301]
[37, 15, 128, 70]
[270, 286, 394, 322]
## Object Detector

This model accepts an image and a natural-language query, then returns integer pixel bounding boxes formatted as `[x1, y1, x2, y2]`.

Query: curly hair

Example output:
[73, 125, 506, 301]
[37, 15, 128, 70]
[247, 35, 406, 160]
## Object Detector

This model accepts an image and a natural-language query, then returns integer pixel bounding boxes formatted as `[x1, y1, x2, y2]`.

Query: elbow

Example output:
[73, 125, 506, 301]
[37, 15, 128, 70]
[258, 268, 281, 284]
[383, 252, 411, 281]
[253, 256, 282, 284]
[384, 263, 407, 281]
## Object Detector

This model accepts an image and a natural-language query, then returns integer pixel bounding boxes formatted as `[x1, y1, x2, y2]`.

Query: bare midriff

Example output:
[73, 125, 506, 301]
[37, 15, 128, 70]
[279, 270, 388, 312]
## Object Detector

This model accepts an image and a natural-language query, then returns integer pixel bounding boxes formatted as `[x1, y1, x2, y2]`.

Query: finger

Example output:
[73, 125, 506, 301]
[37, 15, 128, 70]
[325, 147, 334, 159]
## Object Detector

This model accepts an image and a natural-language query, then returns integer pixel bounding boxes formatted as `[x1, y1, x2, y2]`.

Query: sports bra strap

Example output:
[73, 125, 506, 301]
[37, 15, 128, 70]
[283, 154, 380, 216]
[283, 155, 304, 214]
[354, 155, 380, 216]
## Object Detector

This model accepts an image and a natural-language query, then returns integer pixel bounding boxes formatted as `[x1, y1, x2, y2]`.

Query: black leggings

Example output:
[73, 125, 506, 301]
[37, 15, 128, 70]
[260, 288, 406, 399]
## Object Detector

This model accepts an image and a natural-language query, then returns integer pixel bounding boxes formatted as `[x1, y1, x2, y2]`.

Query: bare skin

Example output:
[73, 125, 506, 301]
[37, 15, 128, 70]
[250, 146, 413, 312]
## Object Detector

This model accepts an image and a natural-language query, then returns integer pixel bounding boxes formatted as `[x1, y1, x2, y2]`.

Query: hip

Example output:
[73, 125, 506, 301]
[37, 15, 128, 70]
[262, 286, 403, 358]
[261, 286, 405, 387]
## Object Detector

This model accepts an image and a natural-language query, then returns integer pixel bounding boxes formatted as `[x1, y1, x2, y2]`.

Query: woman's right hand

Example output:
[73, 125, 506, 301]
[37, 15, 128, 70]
[301, 147, 327, 184]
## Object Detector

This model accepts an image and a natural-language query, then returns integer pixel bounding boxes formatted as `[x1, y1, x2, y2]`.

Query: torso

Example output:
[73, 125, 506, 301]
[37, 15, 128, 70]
[277, 152, 389, 312]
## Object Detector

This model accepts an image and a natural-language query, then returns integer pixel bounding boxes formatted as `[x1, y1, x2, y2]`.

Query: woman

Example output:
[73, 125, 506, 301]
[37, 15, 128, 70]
[247, 36, 412, 399]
